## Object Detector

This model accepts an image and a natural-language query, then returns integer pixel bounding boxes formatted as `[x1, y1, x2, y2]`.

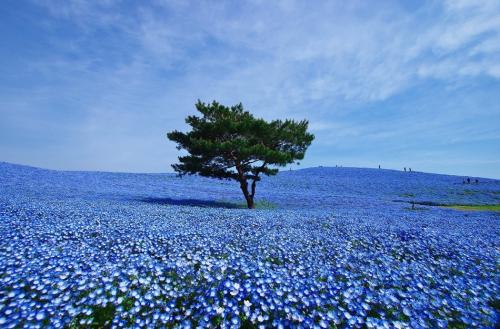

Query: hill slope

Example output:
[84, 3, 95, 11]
[1, 162, 499, 210]
[0, 162, 498, 327]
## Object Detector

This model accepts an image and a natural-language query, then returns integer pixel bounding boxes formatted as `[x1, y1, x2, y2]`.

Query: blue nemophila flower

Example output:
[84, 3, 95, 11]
[0, 163, 498, 327]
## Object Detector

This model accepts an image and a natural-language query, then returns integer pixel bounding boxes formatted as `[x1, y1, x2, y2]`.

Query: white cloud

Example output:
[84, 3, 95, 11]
[31, 0, 500, 107]
[3, 0, 499, 173]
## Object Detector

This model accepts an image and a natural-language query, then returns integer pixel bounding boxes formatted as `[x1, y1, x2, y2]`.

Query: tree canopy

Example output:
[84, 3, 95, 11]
[167, 100, 314, 208]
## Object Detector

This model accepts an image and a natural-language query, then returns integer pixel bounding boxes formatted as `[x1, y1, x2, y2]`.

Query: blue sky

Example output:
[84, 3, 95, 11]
[1, 0, 499, 178]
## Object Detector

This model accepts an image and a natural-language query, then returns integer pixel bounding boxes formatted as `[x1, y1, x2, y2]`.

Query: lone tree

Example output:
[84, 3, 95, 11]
[167, 101, 314, 209]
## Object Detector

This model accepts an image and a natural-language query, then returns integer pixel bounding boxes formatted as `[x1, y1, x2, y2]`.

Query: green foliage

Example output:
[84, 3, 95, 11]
[217, 199, 277, 209]
[167, 101, 314, 208]
[442, 204, 500, 212]
[487, 298, 500, 311]
[69, 303, 116, 328]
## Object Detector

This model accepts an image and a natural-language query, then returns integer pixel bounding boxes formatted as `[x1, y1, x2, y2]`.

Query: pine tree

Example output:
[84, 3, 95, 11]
[167, 101, 314, 208]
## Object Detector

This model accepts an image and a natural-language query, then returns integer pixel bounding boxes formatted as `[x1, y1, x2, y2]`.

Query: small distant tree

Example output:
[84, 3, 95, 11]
[167, 100, 314, 209]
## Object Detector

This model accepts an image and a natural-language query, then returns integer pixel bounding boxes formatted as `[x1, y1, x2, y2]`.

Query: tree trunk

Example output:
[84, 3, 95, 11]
[239, 179, 254, 209]
[234, 159, 257, 209]
[245, 195, 254, 209]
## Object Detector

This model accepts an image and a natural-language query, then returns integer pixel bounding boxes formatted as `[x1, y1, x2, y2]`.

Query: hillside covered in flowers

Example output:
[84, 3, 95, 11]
[0, 162, 498, 328]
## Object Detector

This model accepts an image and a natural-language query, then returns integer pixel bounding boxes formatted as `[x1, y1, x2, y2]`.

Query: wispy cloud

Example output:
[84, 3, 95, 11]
[0, 0, 499, 177]
[29, 0, 500, 105]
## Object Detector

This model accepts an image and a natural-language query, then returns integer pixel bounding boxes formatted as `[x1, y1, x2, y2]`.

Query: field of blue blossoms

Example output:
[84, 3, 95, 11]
[0, 162, 499, 328]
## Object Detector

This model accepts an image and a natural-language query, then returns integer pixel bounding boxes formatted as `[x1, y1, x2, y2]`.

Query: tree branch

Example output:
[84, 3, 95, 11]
[218, 157, 262, 171]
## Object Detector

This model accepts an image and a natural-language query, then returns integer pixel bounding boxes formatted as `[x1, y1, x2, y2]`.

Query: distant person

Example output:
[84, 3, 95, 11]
[467, 177, 470, 184]
[404, 167, 406, 172]
[379, 165, 381, 169]
[409, 168, 412, 172]
[475, 179, 479, 184]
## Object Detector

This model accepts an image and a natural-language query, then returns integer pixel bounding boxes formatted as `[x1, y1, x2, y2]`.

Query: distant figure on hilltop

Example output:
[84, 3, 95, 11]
[475, 179, 479, 184]
[378, 165, 381, 169]
[467, 177, 471, 184]
[409, 168, 412, 172]
[404, 167, 406, 172]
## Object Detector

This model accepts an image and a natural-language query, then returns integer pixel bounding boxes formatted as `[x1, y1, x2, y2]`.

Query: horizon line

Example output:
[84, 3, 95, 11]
[1, 160, 498, 181]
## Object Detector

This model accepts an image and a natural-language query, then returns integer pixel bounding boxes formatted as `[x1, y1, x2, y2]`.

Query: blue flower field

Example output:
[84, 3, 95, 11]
[0, 162, 498, 328]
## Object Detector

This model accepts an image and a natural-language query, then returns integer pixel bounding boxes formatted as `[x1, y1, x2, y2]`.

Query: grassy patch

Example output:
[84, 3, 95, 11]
[487, 298, 500, 311]
[91, 303, 116, 328]
[317, 276, 328, 282]
[240, 315, 257, 329]
[399, 193, 416, 198]
[69, 303, 116, 329]
[217, 199, 277, 209]
[441, 204, 500, 212]
[400, 200, 500, 212]
[255, 200, 277, 209]
[404, 206, 428, 211]
[265, 256, 284, 265]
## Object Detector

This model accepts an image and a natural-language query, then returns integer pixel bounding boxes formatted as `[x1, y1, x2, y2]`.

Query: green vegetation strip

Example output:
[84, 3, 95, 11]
[217, 199, 277, 209]
[441, 204, 500, 212]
